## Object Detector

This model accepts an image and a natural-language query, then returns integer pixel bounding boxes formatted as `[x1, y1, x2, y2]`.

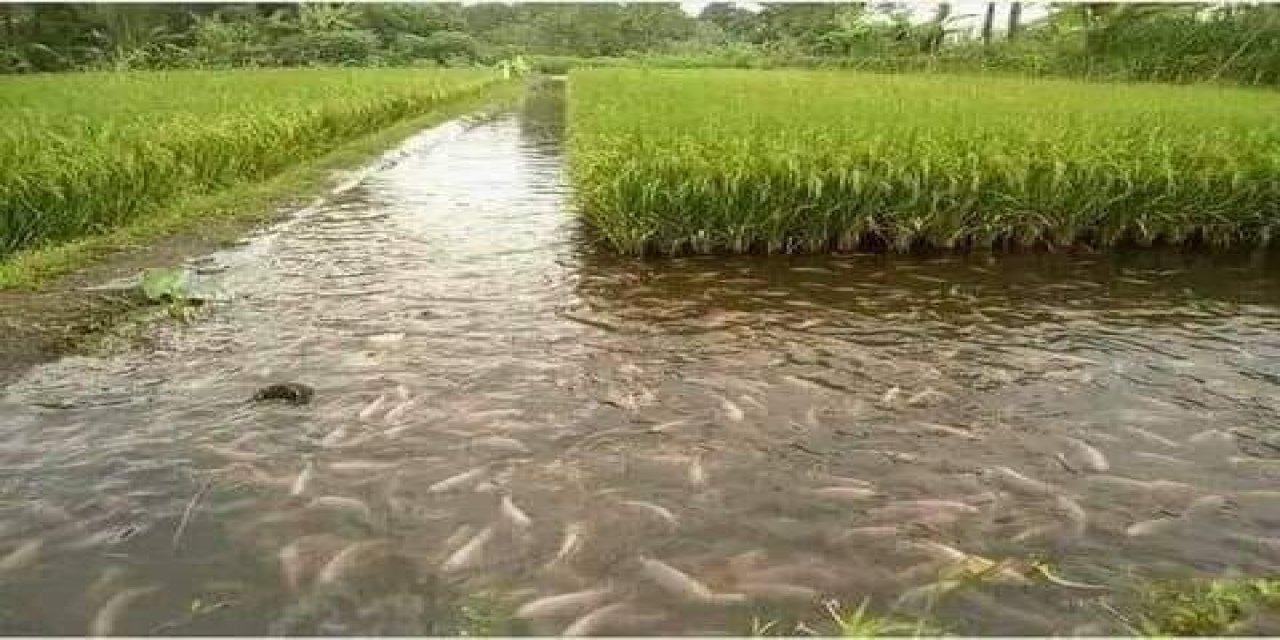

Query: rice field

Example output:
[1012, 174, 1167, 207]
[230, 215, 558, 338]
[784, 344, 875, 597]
[568, 69, 1280, 255]
[0, 68, 503, 257]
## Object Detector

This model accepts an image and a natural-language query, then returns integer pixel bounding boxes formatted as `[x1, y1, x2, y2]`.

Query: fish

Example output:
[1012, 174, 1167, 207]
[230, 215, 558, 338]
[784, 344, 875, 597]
[547, 522, 586, 567]
[429, 466, 489, 493]
[306, 496, 373, 525]
[383, 398, 416, 424]
[821, 475, 874, 489]
[781, 375, 827, 393]
[471, 436, 530, 456]
[988, 466, 1059, 497]
[278, 534, 347, 591]
[735, 582, 822, 603]
[89, 586, 159, 637]
[1124, 426, 1182, 449]
[320, 425, 351, 448]
[290, 458, 316, 497]
[619, 500, 679, 530]
[871, 500, 979, 524]
[916, 422, 978, 440]
[646, 419, 691, 434]
[1187, 429, 1235, 447]
[1225, 533, 1280, 559]
[1133, 452, 1192, 467]
[442, 526, 494, 573]
[328, 460, 399, 473]
[900, 540, 968, 564]
[880, 386, 902, 407]
[561, 602, 631, 637]
[316, 540, 392, 585]
[1063, 437, 1109, 472]
[0, 539, 43, 576]
[906, 388, 953, 407]
[1126, 517, 1180, 537]
[515, 587, 614, 621]
[443, 525, 475, 553]
[500, 495, 532, 531]
[812, 486, 877, 501]
[688, 456, 707, 489]
[638, 556, 744, 605]
[717, 395, 745, 423]
[358, 394, 388, 421]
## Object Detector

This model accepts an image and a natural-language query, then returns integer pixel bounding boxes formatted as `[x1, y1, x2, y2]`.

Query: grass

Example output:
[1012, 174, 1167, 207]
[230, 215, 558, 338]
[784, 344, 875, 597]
[0, 68, 505, 262]
[1125, 577, 1280, 636]
[568, 68, 1280, 255]
[0, 70, 516, 289]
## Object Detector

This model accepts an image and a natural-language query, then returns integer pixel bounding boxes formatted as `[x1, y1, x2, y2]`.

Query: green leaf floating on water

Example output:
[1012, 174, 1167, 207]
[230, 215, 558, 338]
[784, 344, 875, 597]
[139, 267, 192, 303]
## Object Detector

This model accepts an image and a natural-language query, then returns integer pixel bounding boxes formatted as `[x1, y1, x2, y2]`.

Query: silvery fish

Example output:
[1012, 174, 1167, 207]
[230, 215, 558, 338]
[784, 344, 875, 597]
[1063, 437, 1109, 472]
[316, 540, 392, 585]
[500, 495, 532, 530]
[89, 586, 159, 637]
[619, 500, 679, 530]
[0, 539, 43, 576]
[442, 526, 494, 573]
[429, 466, 489, 493]
[515, 587, 613, 621]
[988, 466, 1059, 497]
[638, 556, 743, 605]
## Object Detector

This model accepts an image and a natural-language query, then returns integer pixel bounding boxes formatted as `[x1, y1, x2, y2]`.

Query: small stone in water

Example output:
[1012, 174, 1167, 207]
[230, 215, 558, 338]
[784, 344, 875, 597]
[252, 383, 314, 405]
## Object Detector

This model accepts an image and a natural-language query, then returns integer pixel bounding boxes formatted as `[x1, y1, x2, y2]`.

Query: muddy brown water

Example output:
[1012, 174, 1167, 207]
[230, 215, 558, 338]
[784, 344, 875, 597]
[2, 85, 1279, 635]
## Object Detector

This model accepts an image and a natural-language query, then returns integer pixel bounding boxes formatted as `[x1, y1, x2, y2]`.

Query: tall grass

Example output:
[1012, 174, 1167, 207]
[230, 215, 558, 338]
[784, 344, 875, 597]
[568, 69, 1280, 255]
[0, 68, 503, 256]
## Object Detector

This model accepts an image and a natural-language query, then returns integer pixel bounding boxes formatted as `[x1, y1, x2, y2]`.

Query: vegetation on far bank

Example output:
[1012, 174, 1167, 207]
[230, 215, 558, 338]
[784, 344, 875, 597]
[2, 4, 1278, 87]
[569, 68, 1280, 256]
[0, 68, 504, 264]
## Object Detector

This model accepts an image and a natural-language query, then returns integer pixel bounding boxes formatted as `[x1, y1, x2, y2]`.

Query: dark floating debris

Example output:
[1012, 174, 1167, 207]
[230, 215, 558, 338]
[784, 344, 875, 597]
[252, 382, 315, 406]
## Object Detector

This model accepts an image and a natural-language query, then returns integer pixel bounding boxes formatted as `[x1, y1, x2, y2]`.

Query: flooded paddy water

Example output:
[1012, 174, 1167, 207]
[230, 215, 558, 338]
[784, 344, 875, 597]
[2, 84, 1279, 635]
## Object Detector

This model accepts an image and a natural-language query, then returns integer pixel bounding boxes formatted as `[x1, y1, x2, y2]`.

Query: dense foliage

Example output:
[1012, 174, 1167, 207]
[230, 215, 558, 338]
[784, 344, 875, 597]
[2, 3, 1278, 85]
[569, 69, 1280, 255]
[0, 68, 500, 256]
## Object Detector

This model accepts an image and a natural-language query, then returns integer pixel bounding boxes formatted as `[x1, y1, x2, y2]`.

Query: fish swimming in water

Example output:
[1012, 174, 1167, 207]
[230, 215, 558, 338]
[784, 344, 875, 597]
[1063, 437, 1109, 472]
[316, 540, 393, 586]
[429, 466, 489, 493]
[278, 534, 347, 592]
[637, 556, 744, 605]
[988, 466, 1059, 497]
[290, 457, 315, 497]
[1126, 517, 1181, 537]
[546, 522, 585, 568]
[89, 585, 159, 637]
[619, 500, 679, 530]
[880, 386, 902, 407]
[306, 496, 373, 525]
[812, 486, 877, 501]
[500, 495, 532, 531]
[442, 526, 494, 573]
[715, 395, 745, 423]
[735, 582, 821, 604]
[1124, 426, 1182, 449]
[358, 394, 388, 421]
[515, 587, 614, 621]
[0, 539, 43, 576]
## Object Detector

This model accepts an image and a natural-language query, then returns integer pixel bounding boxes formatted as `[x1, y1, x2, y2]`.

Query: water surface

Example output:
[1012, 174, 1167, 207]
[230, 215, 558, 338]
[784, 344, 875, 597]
[2, 85, 1279, 635]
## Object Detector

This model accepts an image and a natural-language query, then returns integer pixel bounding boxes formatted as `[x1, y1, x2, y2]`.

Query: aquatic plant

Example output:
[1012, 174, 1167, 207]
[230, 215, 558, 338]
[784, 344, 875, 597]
[568, 69, 1280, 255]
[0, 68, 504, 257]
[1126, 577, 1280, 636]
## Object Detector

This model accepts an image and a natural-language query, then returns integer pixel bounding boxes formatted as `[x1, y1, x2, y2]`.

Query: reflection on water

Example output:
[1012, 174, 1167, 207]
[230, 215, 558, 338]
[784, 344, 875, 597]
[1, 83, 1279, 635]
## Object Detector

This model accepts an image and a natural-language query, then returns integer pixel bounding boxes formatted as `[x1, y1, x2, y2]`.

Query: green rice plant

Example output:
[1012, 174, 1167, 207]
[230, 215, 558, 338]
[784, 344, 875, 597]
[568, 69, 1280, 255]
[0, 68, 504, 257]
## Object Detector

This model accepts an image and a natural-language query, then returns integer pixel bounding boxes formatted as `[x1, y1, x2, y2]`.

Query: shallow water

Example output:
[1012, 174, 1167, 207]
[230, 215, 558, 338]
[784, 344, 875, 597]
[2, 84, 1279, 635]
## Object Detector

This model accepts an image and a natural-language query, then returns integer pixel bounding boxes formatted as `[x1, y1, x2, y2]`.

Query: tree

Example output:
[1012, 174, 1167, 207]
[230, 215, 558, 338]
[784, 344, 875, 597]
[981, 2, 996, 46]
